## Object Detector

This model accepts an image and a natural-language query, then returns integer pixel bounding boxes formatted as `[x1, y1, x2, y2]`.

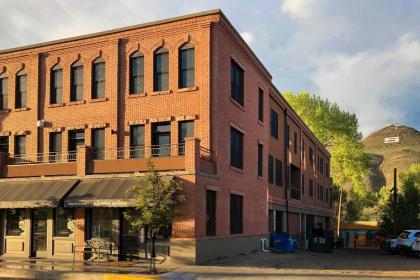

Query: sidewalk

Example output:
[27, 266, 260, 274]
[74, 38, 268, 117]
[0, 258, 174, 279]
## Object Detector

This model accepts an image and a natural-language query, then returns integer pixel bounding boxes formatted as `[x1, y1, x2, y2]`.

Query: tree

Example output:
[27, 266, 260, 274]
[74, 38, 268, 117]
[283, 92, 370, 226]
[124, 160, 185, 273]
[380, 164, 420, 236]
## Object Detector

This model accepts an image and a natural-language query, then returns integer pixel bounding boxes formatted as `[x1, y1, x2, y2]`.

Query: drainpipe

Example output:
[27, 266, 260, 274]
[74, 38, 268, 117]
[284, 108, 290, 234]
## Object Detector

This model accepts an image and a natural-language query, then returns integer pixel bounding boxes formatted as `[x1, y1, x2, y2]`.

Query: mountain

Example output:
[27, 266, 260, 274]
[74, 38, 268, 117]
[363, 124, 420, 191]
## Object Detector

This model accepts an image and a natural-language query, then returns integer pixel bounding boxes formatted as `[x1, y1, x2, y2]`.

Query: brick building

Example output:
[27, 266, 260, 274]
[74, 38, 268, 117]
[0, 10, 332, 264]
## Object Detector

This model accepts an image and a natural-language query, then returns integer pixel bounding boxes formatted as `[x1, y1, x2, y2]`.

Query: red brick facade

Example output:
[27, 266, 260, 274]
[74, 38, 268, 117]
[0, 10, 331, 263]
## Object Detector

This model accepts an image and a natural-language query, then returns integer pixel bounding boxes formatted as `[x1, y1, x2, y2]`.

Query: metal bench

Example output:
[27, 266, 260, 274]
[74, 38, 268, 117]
[73, 238, 113, 264]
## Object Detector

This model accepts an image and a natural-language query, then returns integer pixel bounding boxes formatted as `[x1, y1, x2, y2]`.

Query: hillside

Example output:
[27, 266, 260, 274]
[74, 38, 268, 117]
[363, 124, 420, 191]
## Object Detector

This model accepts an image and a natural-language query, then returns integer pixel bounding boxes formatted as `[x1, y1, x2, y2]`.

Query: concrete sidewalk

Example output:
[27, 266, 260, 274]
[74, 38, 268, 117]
[0, 258, 172, 279]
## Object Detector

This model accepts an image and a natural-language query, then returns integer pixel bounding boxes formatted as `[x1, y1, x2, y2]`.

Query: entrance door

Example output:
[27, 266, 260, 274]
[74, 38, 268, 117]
[31, 209, 48, 257]
[119, 210, 145, 260]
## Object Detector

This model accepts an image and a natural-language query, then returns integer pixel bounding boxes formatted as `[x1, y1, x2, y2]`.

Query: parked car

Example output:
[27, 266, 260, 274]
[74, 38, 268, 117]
[387, 238, 398, 255]
[396, 230, 420, 256]
[411, 237, 420, 257]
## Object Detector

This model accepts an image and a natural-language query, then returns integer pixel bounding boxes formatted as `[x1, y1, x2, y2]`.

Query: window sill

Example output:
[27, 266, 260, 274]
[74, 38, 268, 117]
[151, 90, 172, 96]
[90, 97, 108, 103]
[128, 93, 147, 98]
[229, 97, 245, 112]
[13, 107, 30, 112]
[229, 165, 244, 174]
[0, 109, 10, 114]
[257, 175, 263, 181]
[67, 100, 86, 106]
[176, 86, 198, 93]
[48, 103, 64, 108]
[258, 120, 264, 127]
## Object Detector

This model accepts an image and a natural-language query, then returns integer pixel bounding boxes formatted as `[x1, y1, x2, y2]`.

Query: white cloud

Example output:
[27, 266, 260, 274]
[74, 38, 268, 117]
[240, 32, 254, 45]
[281, 0, 321, 19]
[311, 33, 420, 135]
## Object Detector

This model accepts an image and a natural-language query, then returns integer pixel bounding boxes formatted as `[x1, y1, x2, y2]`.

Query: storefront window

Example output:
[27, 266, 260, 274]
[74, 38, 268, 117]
[91, 208, 113, 239]
[54, 208, 75, 237]
[6, 209, 25, 236]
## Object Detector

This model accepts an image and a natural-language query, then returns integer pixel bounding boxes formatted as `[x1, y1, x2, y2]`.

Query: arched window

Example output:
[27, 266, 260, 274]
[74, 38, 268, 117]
[129, 51, 144, 94]
[0, 71, 8, 110]
[92, 57, 105, 99]
[179, 43, 195, 88]
[15, 69, 27, 109]
[50, 64, 63, 104]
[70, 60, 83, 102]
[153, 47, 169, 91]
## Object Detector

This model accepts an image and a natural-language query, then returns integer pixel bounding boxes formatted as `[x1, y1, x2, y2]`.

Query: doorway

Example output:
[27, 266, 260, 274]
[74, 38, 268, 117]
[31, 209, 48, 257]
[119, 209, 145, 260]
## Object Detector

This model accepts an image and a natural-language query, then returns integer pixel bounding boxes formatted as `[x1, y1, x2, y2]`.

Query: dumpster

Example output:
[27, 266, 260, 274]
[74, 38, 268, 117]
[271, 232, 297, 253]
[309, 229, 334, 253]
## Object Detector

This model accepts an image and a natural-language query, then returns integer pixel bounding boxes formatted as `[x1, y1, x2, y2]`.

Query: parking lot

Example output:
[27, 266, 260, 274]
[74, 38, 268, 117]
[164, 249, 420, 279]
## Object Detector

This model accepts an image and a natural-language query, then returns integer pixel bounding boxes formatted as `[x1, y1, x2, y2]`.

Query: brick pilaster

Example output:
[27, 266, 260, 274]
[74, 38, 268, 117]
[184, 137, 200, 172]
[74, 208, 85, 261]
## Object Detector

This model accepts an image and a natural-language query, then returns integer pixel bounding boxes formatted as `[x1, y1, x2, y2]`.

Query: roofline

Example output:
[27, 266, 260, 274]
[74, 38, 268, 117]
[0, 9, 222, 55]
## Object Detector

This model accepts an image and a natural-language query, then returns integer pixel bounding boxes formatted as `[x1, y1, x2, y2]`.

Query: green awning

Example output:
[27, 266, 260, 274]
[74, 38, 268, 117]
[0, 180, 78, 208]
[64, 177, 173, 208]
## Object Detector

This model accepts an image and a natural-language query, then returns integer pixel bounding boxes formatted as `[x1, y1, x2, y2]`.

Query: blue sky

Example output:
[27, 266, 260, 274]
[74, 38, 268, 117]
[1, 0, 419, 136]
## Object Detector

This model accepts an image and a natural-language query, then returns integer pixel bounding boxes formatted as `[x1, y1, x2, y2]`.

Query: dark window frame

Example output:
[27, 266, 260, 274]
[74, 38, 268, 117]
[129, 125, 145, 158]
[206, 190, 216, 236]
[230, 194, 243, 234]
[92, 128, 105, 160]
[309, 179, 314, 197]
[270, 109, 279, 139]
[70, 61, 84, 102]
[178, 121, 194, 155]
[258, 88, 264, 122]
[15, 71, 27, 109]
[230, 127, 243, 170]
[153, 47, 169, 92]
[50, 65, 63, 104]
[275, 159, 282, 186]
[129, 52, 145, 94]
[258, 143, 263, 177]
[92, 58, 105, 99]
[49, 132, 62, 162]
[230, 59, 244, 106]
[14, 135, 26, 156]
[0, 74, 8, 110]
[179, 43, 195, 88]
[294, 131, 298, 154]
[268, 155, 274, 184]
[0, 136, 9, 154]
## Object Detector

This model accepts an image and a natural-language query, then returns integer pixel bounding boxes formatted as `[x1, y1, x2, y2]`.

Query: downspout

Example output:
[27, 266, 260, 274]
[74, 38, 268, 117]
[284, 108, 290, 234]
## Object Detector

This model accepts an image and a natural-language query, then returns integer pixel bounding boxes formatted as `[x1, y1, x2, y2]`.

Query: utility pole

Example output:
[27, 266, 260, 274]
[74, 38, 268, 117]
[391, 168, 398, 234]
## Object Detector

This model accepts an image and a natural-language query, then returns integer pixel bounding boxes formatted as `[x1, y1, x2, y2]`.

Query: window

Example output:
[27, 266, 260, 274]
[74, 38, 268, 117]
[152, 122, 171, 156]
[0, 136, 8, 154]
[268, 210, 274, 232]
[301, 139, 305, 160]
[92, 58, 105, 99]
[294, 131, 298, 154]
[275, 159, 282, 186]
[68, 130, 85, 160]
[130, 51, 144, 94]
[153, 47, 169, 91]
[15, 71, 27, 109]
[258, 88, 264, 122]
[54, 208, 74, 237]
[230, 194, 243, 234]
[326, 161, 330, 178]
[231, 59, 244, 106]
[179, 43, 195, 88]
[50, 65, 63, 104]
[71, 61, 84, 101]
[178, 121, 194, 155]
[258, 143, 263, 177]
[309, 179, 313, 197]
[268, 155, 274, 184]
[270, 109, 278, 139]
[6, 209, 25, 236]
[92, 128, 105, 160]
[90, 208, 113, 239]
[309, 147, 314, 166]
[230, 127, 243, 169]
[49, 132, 62, 162]
[320, 157, 324, 174]
[326, 188, 329, 203]
[286, 124, 290, 145]
[206, 190, 216, 236]
[302, 174, 305, 194]
[130, 125, 145, 158]
[0, 73, 8, 110]
[14, 135, 26, 156]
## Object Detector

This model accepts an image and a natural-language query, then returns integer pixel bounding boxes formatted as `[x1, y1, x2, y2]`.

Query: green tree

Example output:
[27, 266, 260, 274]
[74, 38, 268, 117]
[380, 164, 420, 235]
[283, 92, 370, 223]
[124, 160, 185, 273]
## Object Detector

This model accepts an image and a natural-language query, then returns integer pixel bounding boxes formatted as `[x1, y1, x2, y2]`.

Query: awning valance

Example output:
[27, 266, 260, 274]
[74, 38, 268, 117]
[64, 177, 173, 208]
[0, 180, 78, 208]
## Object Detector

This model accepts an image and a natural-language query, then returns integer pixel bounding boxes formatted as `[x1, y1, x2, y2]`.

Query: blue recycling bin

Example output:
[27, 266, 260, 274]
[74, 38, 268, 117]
[271, 232, 296, 253]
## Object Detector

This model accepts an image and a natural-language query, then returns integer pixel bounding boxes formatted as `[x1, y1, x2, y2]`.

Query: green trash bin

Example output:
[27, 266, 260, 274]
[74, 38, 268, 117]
[309, 236, 334, 253]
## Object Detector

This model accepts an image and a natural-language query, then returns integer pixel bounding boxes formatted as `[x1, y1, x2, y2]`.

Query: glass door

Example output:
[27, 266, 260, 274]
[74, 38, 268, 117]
[31, 209, 48, 257]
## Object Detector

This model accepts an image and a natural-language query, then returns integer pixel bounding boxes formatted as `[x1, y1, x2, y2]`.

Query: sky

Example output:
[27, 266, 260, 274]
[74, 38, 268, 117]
[1, 0, 419, 136]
